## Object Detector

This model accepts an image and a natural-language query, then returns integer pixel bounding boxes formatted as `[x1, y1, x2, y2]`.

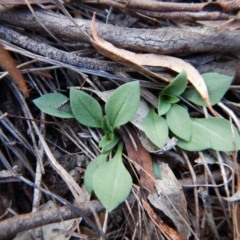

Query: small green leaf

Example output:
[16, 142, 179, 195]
[182, 72, 233, 106]
[153, 161, 161, 179]
[166, 104, 192, 141]
[101, 133, 121, 153]
[177, 118, 240, 151]
[158, 98, 171, 116]
[70, 88, 103, 128]
[161, 70, 188, 97]
[102, 116, 113, 133]
[84, 154, 108, 193]
[92, 142, 132, 212]
[105, 81, 140, 128]
[142, 108, 168, 148]
[33, 93, 74, 118]
[99, 135, 110, 148]
[161, 94, 179, 104]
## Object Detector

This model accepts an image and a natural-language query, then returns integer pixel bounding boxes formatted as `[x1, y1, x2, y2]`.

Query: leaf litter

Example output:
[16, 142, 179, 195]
[0, 2, 239, 240]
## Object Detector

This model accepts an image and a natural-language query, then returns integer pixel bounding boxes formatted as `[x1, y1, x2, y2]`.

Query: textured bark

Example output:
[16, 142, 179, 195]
[0, 194, 136, 240]
[0, 25, 168, 73]
[0, 25, 128, 72]
[135, 10, 229, 21]
[0, 8, 240, 55]
[0, 200, 103, 240]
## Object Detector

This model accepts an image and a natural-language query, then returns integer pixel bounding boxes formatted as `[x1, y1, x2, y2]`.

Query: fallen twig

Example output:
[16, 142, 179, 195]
[0, 8, 240, 54]
[125, 0, 240, 13]
[0, 200, 102, 240]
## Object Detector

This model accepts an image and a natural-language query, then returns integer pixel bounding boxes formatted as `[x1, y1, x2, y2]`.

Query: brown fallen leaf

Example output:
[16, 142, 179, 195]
[120, 126, 155, 194]
[142, 199, 186, 240]
[90, 13, 216, 116]
[0, 43, 29, 97]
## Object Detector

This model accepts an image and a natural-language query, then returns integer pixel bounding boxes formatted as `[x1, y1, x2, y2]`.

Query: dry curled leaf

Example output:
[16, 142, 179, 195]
[90, 12, 216, 115]
[0, 43, 29, 97]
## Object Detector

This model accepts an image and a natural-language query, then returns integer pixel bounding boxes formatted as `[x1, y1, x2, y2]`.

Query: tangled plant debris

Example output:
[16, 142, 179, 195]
[0, 1, 240, 239]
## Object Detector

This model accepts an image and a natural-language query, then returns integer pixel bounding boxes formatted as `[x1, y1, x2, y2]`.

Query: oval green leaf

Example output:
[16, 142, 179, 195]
[100, 133, 121, 154]
[158, 98, 171, 116]
[142, 108, 168, 148]
[182, 72, 233, 106]
[92, 143, 132, 212]
[194, 118, 240, 151]
[70, 88, 103, 128]
[105, 81, 140, 128]
[177, 118, 240, 151]
[84, 154, 108, 193]
[33, 93, 74, 118]
[161, 70, 188, 97]
[166, 104, 192, 141]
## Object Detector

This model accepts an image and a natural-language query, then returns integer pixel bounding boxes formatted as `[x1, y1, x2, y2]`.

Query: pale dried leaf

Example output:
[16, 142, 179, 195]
[148, 162, 190, 239]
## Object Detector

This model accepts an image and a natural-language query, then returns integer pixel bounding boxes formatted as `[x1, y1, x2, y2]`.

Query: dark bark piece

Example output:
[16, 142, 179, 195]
[0, 8, 240, 54]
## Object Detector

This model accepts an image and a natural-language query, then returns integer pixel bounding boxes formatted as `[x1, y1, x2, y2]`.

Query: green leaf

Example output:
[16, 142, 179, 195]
[166, 104, 192, 141]
[177, 118, 240, 151]
[195, 118, 240, 151]
[142, 108, 168, 148]
[153, 161, 161, 179]
[101, 133, 121, 154]
[161, 94, 179, 104]
[70, 88, 103, 128]
[102, 116, 113, 133]
[177, 120, 211, 151]
[92, 142, 132, 212]
[33, 93, 74, 118]
[99, 135, 110, 148]
[84, 154, 108, 193]
[161, 70, 188, 97]
[158, 98, 171, 116]
[105, 81, 140, 128]
[182, 72, 233, 106]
